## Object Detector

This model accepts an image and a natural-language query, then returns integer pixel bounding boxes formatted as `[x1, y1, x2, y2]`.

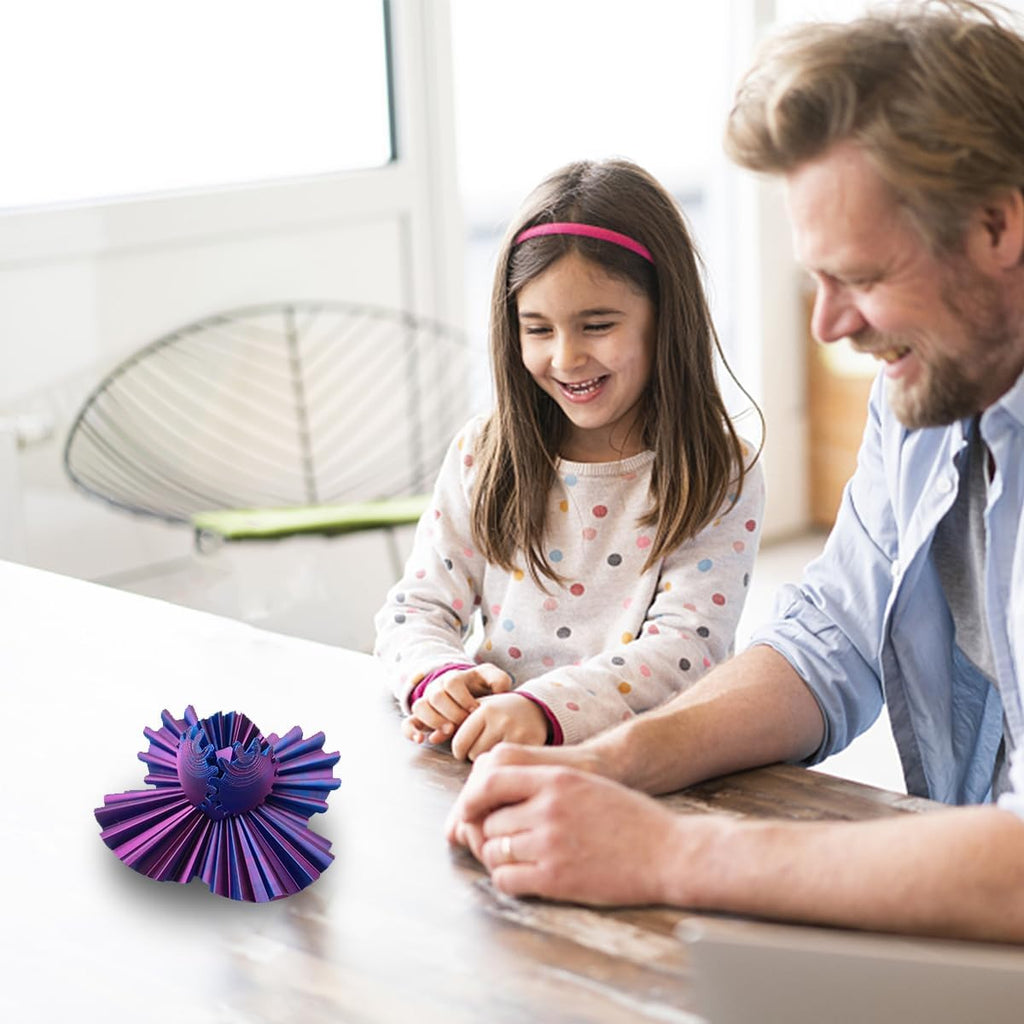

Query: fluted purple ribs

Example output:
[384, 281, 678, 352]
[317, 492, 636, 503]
[95, 706, 340, 902]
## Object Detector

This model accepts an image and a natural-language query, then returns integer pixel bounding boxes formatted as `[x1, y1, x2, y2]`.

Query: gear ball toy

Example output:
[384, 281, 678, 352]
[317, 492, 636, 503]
[95, 706, 340, 902]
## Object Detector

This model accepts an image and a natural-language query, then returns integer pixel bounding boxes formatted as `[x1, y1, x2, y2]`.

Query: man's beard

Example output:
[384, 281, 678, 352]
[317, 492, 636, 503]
[857, 262, 1020, 430]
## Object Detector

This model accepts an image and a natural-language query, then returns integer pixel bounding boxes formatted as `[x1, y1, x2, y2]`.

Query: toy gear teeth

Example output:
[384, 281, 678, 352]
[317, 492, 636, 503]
[95, 705, 340, 902]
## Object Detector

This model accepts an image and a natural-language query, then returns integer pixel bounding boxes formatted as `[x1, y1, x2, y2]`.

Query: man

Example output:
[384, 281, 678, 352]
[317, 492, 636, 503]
[445, 0, 1024, 943]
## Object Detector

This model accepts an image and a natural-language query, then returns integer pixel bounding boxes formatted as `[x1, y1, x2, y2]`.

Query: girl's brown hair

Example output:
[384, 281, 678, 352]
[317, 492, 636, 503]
[471, 158, 760, 584]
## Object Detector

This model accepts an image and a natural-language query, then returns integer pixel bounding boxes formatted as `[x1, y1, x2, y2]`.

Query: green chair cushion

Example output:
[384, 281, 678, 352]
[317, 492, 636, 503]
[191, 494, 430, 540]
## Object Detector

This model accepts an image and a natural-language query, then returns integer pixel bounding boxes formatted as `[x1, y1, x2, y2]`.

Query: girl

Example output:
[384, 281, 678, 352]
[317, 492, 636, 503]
[374, 159, 764, 761]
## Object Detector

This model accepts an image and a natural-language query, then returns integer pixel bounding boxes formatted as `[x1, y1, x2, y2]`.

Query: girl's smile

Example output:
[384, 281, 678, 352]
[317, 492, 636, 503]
[517, 252, 656, 462]
[557, 374, 609, 401]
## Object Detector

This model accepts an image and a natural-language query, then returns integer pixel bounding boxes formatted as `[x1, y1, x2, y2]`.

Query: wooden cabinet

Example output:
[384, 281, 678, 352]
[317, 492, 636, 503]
[805, 292, 876, 527]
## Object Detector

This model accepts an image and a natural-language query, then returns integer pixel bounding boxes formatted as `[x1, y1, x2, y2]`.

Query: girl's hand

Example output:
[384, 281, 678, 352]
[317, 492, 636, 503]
[405, 664, 513, 746]
[450, 693, 548, 761]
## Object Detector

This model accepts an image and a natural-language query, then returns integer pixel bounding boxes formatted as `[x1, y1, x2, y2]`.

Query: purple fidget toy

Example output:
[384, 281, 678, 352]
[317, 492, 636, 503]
[95, 706, 341, 902]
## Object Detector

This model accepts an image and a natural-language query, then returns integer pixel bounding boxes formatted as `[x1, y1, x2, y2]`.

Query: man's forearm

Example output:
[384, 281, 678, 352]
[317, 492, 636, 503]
[665, 803, 1024, 943]
[592, 644, 826, 794]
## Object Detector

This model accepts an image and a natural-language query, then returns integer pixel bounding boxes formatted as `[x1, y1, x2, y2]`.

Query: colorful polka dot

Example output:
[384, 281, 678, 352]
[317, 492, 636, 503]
[463, 454, 474, 467]
[712, 593, 726, 606]
[679, 658, 691, 671]
[394, 613, 406, 623]
[618, 681, 632, 694]
[698, 558, 713, 572]
[463, 546, 474, 558]
[745, 519, 757, 532]
[622, 597, 632, 609]
[543, 598, 558, 611]
[484, 640, 493, 651]
[550, 549, 564, 562]
[503, 619, 515, 631]
[443, 558, 453, 571]
[703, 656, 711, 668]
[639, 664, 652, 678]
[566, 701, 580, 711]
[513, 568, 524, 581]
[743, 573, 750, 587]
[637, 535, 651, 549]
[684, 603, 697, 612]
[570, 583, 585, 596]
[647, 624, 660, 635]
[415, 570, 426, 579]
[593, 505, 608, 518]
[491, 604, 501, 615]
[564, 474, 578, 487]
[559, 499, 569, 513]
[542, 656, 555, 668]
[509, 646, 522, 659]
[621, 472, 637, 481]
[733, 541, 746, 553]
[662, 582, 672, 591]
[697, 626, 710, 638]
[395, 593, 405, 603]
[607, 553, 623, 566]
[452, 598, 464, 611]
[611, 656, 625, 666]
[582, 527, 597, 541]
[556, 626, 571, 639]
[621, 632, 633, 644]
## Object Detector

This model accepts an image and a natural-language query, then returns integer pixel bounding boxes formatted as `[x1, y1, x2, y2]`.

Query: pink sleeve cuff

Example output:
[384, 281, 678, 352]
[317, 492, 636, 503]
[408, 662, 476, 708]
[514, 691, 564, 746]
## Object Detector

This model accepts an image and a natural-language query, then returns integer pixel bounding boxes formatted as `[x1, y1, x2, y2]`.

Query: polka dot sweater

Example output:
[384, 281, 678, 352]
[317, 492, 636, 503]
[373, 416, 765, 745]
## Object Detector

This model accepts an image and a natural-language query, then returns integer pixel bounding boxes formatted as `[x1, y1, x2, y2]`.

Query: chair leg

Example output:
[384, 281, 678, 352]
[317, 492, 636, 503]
[384, 526, 405, 580]
[194, 528, 225, 556]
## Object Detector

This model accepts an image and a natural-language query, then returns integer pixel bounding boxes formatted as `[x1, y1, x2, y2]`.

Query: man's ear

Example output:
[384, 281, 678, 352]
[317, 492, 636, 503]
[966, 189, 1024, 271]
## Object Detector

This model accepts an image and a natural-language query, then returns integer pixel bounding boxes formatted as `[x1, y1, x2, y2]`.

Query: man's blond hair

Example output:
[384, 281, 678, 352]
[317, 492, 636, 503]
[725, 1, 1024, 251]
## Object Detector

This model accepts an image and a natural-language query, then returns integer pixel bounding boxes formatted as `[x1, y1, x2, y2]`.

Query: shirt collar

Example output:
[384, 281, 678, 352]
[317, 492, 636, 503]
[983, 364, 1024, 431]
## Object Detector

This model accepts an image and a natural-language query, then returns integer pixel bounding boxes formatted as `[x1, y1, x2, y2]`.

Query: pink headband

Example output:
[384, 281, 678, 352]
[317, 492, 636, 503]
[513, 222, 654, 265]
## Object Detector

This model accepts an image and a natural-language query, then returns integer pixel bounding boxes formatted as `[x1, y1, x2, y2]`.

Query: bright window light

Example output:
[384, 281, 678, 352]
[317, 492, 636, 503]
[0, 0, 393, 211]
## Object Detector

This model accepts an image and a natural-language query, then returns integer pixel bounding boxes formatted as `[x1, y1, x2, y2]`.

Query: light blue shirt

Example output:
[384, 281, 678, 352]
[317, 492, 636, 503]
[750, 369, 1024, 816]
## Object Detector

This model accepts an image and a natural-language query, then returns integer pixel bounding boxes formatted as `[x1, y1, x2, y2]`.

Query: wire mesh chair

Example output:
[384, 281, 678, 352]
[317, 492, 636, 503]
[63, 301, 473, 571]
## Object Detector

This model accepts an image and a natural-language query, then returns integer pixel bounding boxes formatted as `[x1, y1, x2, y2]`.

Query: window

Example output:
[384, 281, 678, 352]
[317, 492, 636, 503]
[0, 0, 393, 210]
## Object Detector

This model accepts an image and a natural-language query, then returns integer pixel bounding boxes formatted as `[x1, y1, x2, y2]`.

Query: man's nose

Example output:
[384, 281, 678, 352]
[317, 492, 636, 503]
[811, 281, 867, 344]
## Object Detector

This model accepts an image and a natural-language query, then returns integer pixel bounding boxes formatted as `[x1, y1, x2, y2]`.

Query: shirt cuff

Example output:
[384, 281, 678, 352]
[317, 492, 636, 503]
[408, 662, 476, 708]
[997, 746, 1024, 821]
[515, 691, 564, 746]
